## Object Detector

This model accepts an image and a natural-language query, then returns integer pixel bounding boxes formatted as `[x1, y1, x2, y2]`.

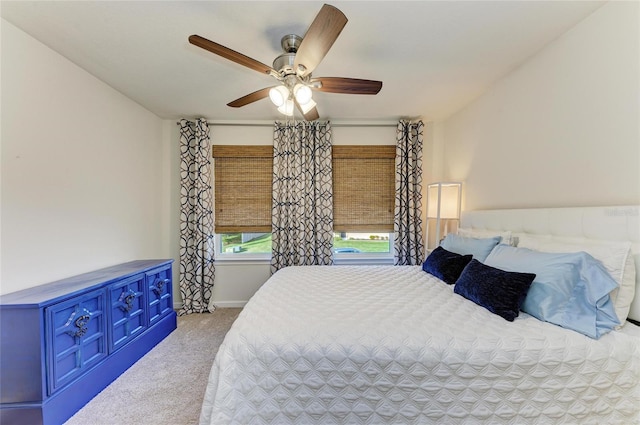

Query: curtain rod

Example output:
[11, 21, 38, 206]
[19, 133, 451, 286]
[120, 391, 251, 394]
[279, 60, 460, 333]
[204, 120, 398, 128]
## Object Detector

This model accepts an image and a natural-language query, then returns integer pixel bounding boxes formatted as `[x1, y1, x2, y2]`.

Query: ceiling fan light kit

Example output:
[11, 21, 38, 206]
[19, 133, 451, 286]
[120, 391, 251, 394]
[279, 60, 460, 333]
[188, 4, 383, 121]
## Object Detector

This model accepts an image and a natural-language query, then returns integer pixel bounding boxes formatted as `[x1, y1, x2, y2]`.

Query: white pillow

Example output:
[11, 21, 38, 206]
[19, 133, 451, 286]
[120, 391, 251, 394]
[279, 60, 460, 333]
[457, 228, 513, 246]
[517, 234, 635, 325]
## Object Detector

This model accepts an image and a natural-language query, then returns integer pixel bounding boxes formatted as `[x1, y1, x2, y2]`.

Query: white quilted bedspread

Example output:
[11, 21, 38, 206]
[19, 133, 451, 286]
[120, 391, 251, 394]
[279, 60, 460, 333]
[200, 266, 640, 425]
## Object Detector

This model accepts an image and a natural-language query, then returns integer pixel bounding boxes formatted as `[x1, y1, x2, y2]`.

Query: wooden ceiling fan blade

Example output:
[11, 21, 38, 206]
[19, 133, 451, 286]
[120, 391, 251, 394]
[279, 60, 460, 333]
[294, 4, 347, 77]
[227, 87, 273, 108]
[302, 106, 320, 121]
[189, 35, 275, 75]
[313, 77, 383, 95]
[295, 100, 320, 121]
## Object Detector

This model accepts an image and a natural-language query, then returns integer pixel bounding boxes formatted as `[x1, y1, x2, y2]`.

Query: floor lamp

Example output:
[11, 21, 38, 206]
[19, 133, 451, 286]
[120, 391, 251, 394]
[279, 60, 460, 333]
[427, 182, 462, 249]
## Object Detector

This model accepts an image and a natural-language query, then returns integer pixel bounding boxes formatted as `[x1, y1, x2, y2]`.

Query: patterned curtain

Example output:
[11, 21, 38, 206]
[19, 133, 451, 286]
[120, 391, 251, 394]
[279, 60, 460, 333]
[394, 120, 425, 265]
[271, 121, 334, 273]
[178, 118, 215, 314]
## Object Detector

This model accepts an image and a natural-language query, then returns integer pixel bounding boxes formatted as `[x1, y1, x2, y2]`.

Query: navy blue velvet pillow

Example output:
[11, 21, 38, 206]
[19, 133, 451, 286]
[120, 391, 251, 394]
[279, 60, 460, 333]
[454, 259, 536, 321]
[422, 246, 473, 285]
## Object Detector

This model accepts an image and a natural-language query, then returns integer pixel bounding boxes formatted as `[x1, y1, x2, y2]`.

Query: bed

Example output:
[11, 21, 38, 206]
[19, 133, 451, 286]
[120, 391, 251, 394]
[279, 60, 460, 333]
[200, 206, 640, 424]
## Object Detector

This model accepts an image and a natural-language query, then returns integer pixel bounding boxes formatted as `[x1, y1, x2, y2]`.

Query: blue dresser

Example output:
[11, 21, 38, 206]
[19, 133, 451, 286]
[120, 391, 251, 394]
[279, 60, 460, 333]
[0, 260, 177, 425]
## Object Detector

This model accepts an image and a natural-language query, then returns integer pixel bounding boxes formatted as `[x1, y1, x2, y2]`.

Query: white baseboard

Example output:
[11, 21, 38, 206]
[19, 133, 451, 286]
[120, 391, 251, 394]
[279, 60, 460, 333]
[173, 300, 247, 310]
[211, 301, 247, 308]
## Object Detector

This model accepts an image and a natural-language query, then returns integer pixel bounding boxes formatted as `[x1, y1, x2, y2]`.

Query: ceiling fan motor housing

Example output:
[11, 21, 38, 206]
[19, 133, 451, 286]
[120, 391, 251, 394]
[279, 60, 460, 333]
[273, 52, 296, 75]
[273, 34, 304, 75]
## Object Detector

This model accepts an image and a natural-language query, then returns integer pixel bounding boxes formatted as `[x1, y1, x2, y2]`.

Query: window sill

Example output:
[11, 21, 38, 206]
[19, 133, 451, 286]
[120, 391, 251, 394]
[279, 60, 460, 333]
[214, 256, 395, 266]
[215, 256, 271, 265]
[333, 257, 394, 266]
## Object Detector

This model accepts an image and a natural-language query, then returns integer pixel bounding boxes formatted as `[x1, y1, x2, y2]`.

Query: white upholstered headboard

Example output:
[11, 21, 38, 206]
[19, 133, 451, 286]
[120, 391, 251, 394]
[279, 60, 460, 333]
[460, 206, 640, 323]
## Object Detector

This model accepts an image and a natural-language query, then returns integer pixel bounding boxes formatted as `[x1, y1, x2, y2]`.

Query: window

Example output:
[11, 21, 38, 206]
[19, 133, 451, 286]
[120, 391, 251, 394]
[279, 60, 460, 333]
[219, 232, 272, 254]
[331, 145, 396, 262]
[213, 146, 273, 260]
[213, 144, 396, 261]
[216, 231, 392, 258]
[334, 232, 392, 252]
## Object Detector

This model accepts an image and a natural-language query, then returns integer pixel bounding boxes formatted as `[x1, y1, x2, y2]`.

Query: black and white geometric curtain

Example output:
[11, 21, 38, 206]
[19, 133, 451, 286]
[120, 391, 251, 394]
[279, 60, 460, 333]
[394, 120, 425, 265]
[178, 118, 215, 314]
[271, 121, 334, 273]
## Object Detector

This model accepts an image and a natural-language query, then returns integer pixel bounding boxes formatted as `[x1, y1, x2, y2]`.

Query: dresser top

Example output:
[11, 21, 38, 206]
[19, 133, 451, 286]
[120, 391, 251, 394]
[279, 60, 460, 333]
[0, 259, 173, 307]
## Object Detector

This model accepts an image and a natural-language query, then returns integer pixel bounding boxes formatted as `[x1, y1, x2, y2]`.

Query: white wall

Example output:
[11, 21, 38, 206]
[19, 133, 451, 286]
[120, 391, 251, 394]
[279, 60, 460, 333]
[438, 1, 639, 211]
[1, 20, 171, 294]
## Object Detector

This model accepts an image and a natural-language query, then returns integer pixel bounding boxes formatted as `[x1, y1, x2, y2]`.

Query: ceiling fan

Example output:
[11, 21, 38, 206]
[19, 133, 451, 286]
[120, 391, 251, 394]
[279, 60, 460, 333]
[188, 3, 383, 121]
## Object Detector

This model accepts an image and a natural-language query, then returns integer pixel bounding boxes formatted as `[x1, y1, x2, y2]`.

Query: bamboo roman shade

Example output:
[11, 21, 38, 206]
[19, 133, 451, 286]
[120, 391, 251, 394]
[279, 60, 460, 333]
[213, 144, 395, 234]
[212, 145, 273, 233]
[333, 145, 395, 232]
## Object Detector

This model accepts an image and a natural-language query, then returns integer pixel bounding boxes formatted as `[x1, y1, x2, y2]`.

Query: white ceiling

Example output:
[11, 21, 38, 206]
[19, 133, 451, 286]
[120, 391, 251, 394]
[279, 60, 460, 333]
[1, 1, 604, 123]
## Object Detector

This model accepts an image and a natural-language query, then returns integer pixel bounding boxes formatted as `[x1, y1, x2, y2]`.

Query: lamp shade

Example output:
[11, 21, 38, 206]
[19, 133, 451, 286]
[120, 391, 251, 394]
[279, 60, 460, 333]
[427, 182, 461, 219]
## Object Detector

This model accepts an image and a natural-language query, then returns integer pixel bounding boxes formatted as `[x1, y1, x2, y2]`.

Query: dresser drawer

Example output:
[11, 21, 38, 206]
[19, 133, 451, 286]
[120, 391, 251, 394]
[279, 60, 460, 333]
[146, 265, 173, 325]
[108, 273, 147, 352]
[45, 288, 108, 395]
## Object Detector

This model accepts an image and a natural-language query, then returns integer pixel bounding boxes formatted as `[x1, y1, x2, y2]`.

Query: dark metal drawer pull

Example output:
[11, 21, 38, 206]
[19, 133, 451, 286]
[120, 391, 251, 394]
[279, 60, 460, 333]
[118, 289, 137, 312]
[64, 308, 92, 338]
[152, 278, 170, 296]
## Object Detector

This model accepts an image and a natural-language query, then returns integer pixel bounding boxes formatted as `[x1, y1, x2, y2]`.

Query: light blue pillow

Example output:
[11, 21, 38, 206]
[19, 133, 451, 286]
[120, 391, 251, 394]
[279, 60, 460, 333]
[440, 234, 501, 262]
[484, 244, 620, 339]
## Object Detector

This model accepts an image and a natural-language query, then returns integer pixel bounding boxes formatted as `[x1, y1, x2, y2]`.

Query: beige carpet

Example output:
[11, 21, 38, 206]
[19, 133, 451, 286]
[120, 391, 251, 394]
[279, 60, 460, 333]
[63, 308, 241, 425]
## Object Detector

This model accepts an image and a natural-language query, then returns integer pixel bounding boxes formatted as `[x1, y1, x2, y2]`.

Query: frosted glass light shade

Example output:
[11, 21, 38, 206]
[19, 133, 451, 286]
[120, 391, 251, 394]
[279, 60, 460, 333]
[277, 99, 294, 116]
[293, 84, 313, 105]
[299, 99, 317, 114]
[269, 86, 289, 107]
